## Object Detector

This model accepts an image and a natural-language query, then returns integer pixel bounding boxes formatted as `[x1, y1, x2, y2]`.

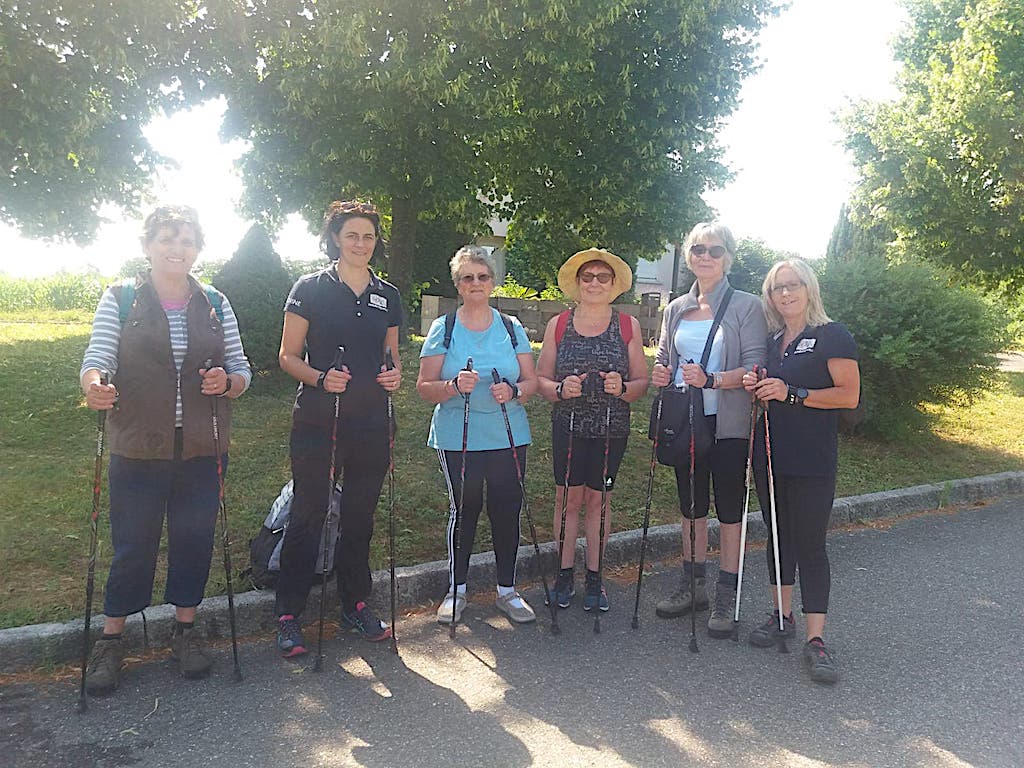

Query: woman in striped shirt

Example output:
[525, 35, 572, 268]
[79, 205, 251, 695]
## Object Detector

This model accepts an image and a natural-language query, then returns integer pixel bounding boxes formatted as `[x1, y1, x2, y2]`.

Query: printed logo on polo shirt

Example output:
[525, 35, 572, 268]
[286, 297, 302, 308]
[795, 338, 816, 354]
[368, 293, 388, 311]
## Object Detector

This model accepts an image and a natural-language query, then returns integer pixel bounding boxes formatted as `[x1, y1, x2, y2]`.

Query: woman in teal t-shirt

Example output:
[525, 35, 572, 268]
[416, 245, 538, 626]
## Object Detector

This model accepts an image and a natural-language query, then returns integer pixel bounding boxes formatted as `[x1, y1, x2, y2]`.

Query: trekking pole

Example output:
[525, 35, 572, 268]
[204, 359, 243, 682]
[491, 369, 559, 635]
[687, 363, 699, 653]
[554, 372, 577, 614]
[315, 346, 345, 672]
[385, 347, 399, 655]
[632, 384, 663, 630]
[732, 365, 760, 643]
[78, 371, 108, 713]
[761, 368, 788, 654]
[450, 356, 473, 639]
[594, 390, 612, 635]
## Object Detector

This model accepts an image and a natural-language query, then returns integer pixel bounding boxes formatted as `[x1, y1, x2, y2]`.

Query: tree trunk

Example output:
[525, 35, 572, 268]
[388, 197, 419, 306]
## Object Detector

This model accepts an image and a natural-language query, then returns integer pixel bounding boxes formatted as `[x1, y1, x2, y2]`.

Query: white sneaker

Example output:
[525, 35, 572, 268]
[495, 592, 536, 624]
[436, 592, 466, 625]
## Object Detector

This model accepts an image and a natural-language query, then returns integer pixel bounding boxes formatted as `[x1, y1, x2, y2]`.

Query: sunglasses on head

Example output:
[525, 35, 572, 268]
[579, 272, 614, 284]
[690, 243, 727, 259]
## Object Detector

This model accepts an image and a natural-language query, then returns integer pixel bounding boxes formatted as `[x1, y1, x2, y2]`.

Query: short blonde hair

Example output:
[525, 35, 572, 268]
[449, 245, 496, 285]
[683, 222, 735, 274]
[761, 259, 832, 333]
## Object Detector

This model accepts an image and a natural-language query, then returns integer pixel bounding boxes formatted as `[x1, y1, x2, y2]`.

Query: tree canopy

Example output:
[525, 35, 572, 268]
[843, 0, 1024, 289]
[197, 0, 777, 300]
[0, 1, 204, 241]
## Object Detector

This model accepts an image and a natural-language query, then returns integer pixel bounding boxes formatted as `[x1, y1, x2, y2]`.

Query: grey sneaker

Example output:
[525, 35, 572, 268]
[655, 576, 708, 618]
[495, 592, 536, 624]
[748, 611, 796, 648]
[803, 639, 839, 684]
[707, 583, 737, 638]
[170, 625, 214, 679]
[436, 592, 466, 625]
[84, 636, 124, 695]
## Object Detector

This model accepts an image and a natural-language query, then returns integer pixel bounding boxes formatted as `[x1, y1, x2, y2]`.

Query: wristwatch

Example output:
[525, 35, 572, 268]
[219, 375, 233, 397]
[701, 367, 715, 390]
[555, 381, 565, 400]
[502, 378, 521, 400]
[787, 385, 809, 406]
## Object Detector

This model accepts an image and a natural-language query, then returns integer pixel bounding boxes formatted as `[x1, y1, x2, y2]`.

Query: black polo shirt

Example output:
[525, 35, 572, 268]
[758, 322, 858, 478]
[284, 266, 403, 428]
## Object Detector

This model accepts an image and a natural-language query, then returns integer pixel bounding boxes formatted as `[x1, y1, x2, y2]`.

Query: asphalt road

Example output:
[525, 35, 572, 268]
[2, 495, 1022, 768]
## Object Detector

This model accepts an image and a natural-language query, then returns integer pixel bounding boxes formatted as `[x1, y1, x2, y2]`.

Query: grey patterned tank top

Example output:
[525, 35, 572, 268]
[553, 309, 631, 438]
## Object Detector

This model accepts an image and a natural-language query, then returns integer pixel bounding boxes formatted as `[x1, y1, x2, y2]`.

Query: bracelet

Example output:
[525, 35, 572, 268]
[316, 371, 328, 389]
[701, 367, 715, 390]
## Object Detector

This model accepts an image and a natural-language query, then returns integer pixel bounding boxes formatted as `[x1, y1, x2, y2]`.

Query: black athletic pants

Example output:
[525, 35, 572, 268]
[755, 470, 835, 614]
[275, 420, 388, 618]
[438, 447, 526, 589]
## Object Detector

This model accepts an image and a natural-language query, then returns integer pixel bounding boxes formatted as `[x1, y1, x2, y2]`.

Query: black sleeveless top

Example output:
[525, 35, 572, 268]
[552, 309, 631, 439]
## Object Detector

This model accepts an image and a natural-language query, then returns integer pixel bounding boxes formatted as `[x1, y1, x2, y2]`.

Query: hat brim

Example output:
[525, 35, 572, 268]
[557, 248, 633, 302]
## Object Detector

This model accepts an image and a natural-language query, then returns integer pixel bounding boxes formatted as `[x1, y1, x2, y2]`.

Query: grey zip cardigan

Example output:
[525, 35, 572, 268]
[655, 276, 768, 440]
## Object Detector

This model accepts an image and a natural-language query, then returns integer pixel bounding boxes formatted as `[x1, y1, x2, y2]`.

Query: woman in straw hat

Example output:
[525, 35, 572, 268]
[651, 222, 767, 638]
[536, 248, 649, 612]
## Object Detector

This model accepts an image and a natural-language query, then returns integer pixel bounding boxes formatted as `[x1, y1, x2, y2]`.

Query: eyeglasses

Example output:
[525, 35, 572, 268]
[459, 272, 493, 284]
[579, 272, 614, 284]
[337, 201, 378, 215]
[770, 281, 805, 296]
[690, 244, 727, 259]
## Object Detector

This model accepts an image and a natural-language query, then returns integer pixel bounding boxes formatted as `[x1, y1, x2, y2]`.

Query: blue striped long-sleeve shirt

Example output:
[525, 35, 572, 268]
[81, 286, 252, 426]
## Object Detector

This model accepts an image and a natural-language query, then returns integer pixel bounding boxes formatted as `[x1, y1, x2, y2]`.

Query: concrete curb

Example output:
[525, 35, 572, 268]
[2, 470, 1022, 673]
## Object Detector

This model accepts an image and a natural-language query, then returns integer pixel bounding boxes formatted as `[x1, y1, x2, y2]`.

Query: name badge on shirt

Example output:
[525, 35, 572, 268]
[369, 293, 388, 311]
[795, 338, 816, 354]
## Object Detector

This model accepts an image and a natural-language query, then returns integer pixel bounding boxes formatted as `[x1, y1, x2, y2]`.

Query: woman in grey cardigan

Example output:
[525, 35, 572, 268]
[652, 222, 767, 637]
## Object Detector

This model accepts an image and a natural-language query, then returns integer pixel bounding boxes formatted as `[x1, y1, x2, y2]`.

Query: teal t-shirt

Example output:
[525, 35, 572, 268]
[420, 309, 533, 451]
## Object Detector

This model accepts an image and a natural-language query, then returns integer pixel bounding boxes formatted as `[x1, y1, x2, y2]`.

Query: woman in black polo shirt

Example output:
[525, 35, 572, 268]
[275, 200, 403, 657]
[743, 258, 859, 685]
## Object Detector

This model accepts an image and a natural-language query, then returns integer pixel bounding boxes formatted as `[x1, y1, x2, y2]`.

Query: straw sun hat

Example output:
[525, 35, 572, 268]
[557, 248, 633, 302]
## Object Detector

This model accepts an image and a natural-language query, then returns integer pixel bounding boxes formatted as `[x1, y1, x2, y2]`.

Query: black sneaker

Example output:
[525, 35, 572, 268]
[341, 601, 392, 642]
[803, 639, 839, 684]
[276, 615, 307, 658]
[554, 571, 575, 609]
[583, 573, 609, 612]
[748, 611, 796, 648]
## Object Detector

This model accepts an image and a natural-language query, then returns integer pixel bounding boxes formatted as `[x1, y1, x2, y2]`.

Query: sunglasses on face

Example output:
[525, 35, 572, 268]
[770, 281, 805, 296]
[579, 272, 614, 284]
[690, 244, 727, 259]
[459, 272, 493, 284]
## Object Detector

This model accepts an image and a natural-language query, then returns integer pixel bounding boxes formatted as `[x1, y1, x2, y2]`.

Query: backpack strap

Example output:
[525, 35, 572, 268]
[443, 310, 518, 350]
[554, 310, 572, 346]
[618, 310, 633, 345]
[117, 281, 224, 325]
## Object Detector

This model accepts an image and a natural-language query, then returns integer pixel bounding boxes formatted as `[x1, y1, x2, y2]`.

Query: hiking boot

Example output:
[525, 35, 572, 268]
[583, 574, 610, 612]
[84, 636, 124, 696]
[170, 625, 214, 679]
[803, 639, 839, 684]
[276, 615, 307, 658]
[436, 592, 466, 625]
[554, 571, 575, 609]
[707, 583, 737, 638]
[655, 576, 708, 618]
[748, 611, 796, 648]
[495, 592, 536, 624]
[341, 601, 392, 641]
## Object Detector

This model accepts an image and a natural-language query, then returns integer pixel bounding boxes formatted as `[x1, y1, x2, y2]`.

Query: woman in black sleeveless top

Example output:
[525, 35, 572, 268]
[536, 249, 649, 612]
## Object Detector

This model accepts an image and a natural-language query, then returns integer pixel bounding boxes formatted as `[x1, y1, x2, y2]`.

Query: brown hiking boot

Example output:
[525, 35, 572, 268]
[707, 583, 737, 638]
[84, 636, 124, 696]
[170, 626, 214, 679]
[655, 576, 708, 618]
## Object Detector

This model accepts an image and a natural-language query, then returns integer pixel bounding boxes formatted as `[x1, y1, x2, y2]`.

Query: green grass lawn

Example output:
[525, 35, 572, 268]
[2, 314, 1022, 628]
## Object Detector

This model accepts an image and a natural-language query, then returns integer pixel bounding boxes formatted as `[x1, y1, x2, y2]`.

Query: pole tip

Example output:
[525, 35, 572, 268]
[550, 623, 562, 636]
[631, 617, 639, 630]
[689, 638, 699, 653]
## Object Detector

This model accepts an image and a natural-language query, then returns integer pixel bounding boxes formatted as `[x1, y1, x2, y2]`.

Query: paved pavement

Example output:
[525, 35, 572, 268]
[2, 495, 1022, 768]
[998, 351, 1024, 372]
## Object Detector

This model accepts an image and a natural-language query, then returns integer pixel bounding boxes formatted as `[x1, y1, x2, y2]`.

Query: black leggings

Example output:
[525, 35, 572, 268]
[438, 447, 525, 589]
[673, 434, 748, 523]
[275, 421, 388, 617]
[755, 471, 836, 614]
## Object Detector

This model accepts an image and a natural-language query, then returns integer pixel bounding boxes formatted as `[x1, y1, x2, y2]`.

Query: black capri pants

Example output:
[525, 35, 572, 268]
[552, 428, 628, 492]
[754, 470, 836, 615]
[672, 417, 747, 523]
